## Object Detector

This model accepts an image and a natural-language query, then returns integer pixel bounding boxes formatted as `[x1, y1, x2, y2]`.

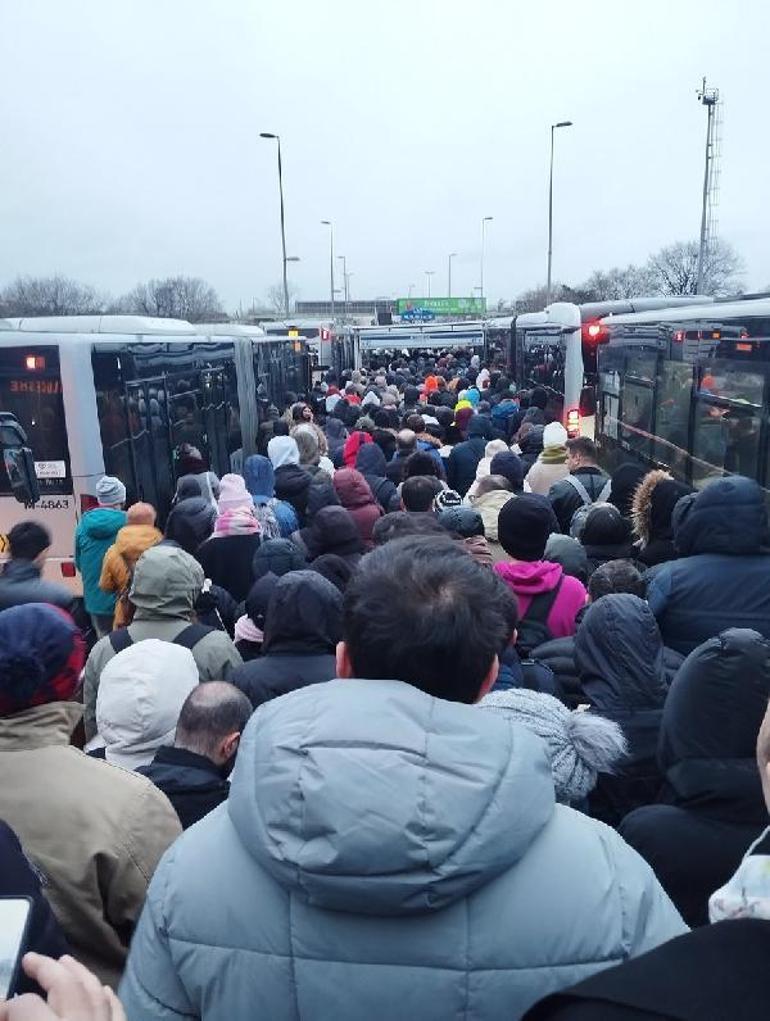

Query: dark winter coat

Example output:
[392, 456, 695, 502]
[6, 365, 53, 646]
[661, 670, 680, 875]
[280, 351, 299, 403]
[575, 594, 669, 826]
[230, 571, 342, 709]
[646, 476, 770, 656]
[0, 559, 75, 614]
[549, 467, 611, 534]
[333, 469, 383, 550]
[296, 506, 363, 567]
[196, 533, 261, 603]
[355, 443, 401, 513]
[619, 628, 770, 927]
[305, 473, 340, 522]
[446, 420, 489, 496]
[138, 747, 230, 830]
[273, 464, 313, 524]
[525, 919, 770, 1021]
[518, 426, 545, 475]
[164, 497, 215, 555]
[632, 470, 691, 569]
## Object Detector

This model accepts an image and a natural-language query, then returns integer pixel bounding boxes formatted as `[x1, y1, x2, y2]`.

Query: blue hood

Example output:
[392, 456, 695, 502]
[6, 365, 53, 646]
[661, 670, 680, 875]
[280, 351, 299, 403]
[674, 475, 768, 557]
[80, 507, 126, 540]
[355, 442, 388, 476]
[243, 455, 275, 504]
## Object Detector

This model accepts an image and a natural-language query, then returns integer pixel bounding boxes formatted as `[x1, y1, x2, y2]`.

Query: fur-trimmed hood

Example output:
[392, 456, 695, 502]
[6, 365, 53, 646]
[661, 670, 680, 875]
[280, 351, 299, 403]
[631, 470, 689, 546]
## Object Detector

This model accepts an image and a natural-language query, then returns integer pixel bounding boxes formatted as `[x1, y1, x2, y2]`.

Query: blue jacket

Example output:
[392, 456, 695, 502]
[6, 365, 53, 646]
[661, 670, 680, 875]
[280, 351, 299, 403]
[647, 476, 770, 656]
[121, 678, 685, 1020]
[74, 507, 126, 615]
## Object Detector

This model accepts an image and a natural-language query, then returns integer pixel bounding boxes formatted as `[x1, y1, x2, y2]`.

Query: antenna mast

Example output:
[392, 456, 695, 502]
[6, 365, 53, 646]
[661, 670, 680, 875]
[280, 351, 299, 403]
[696, 78, 721, 294]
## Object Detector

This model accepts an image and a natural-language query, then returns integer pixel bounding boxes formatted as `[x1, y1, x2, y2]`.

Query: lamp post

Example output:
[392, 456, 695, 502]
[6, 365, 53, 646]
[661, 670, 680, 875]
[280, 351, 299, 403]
[480, 217, 493, 302]
[321, 220, 335, 319]
[425, 270, 435, 298]
[259, 132, 291, 317]
[546, 120, 573, 305]
[337, 255, 349, 314]
[448, 252, 457, 297]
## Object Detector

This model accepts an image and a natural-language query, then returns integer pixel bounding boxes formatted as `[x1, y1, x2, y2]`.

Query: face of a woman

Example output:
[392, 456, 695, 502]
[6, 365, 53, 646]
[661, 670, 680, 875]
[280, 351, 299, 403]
[302, 406, 313, 422]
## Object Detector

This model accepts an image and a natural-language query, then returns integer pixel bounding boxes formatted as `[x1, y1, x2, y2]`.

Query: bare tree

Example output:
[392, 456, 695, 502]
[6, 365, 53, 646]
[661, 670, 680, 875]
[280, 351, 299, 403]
[115, 276, 224, 322]
[264, 282, 299, 317]
[579, 264, 655, 301]
[0, 275, 106, 316]
[514, 283, 576, 313]
[645, 239, 743, 297]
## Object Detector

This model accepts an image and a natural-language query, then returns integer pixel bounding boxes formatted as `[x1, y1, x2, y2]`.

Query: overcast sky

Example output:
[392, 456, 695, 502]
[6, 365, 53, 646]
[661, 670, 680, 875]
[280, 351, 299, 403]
[1, 0, 767, 309]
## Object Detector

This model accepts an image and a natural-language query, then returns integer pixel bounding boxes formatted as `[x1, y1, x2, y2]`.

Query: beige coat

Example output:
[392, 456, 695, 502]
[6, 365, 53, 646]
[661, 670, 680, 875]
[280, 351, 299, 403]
[0, 701, 181, 986]
[469, 489, 515, 564]
[525, 459, 570, 496]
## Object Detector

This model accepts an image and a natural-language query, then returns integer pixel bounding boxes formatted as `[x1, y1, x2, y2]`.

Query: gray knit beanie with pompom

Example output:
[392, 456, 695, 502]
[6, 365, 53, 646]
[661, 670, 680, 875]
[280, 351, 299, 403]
[479, 687, 627, 803]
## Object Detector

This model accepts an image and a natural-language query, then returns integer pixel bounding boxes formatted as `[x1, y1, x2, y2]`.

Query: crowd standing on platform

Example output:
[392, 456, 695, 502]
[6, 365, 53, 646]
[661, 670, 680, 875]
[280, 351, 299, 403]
[2, 350, 770, 1019]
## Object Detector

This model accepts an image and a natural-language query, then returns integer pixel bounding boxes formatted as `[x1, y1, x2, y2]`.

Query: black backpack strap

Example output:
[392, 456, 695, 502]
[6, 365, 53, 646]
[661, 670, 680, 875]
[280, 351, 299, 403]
[109, 629, 134, 654]
[521, 577, 563, 627]
[172, 623, 216, 651]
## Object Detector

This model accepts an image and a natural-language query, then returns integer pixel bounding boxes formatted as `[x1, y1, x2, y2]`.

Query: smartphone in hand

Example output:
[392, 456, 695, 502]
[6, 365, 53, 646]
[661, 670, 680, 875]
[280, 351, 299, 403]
[0, 897, 33, 1000]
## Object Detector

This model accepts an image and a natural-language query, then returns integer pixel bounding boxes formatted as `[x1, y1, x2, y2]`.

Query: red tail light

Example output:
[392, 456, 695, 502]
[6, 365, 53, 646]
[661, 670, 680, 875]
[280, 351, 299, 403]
[582, 321, 608, 345]
[61, 562, 76, 578]
[566, 409, 581, 436]
[80, 494, 98, 514]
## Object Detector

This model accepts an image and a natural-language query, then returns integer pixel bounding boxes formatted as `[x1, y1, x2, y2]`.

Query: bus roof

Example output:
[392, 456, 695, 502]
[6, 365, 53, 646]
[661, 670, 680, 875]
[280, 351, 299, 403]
[600, 296, 770, 326]
[3, 315, 199, 335]
[578, 296, 713, 321]
[192, 322, 267, 337]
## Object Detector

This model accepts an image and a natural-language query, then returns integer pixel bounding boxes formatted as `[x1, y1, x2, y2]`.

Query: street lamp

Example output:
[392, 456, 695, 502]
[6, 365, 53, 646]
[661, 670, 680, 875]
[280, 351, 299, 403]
[321, 220, 335, 319]
[337, 255, 350, 313]
[547, 120, 573, 304]
[447, 253, 458, 298]
[480, 217, 493, 302]
[424, 270, 435, 298]
[260, 132, 291, 318]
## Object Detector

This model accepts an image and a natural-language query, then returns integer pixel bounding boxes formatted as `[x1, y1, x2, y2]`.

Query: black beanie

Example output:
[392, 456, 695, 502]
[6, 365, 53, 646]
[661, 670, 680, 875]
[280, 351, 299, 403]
[497, 494, 559, 561]
[437, 507, 485, 538]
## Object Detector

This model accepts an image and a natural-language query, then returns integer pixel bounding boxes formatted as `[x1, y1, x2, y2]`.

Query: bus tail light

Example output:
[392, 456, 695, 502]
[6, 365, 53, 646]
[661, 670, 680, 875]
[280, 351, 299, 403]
[566, 409, 581, 436]
[582, 322, 608, 345]
[60, 562, 76, 578]
[80, 494, 99, 514]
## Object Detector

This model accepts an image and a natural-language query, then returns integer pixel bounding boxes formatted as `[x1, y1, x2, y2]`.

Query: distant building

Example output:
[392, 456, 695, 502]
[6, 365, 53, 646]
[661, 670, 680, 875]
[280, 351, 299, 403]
[295, 299, 395, 316]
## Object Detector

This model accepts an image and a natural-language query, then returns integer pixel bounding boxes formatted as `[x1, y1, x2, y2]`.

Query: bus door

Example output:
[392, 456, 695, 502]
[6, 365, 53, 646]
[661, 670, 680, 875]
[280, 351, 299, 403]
[125, 379, 174, 519]
[200, 368, 231, 478]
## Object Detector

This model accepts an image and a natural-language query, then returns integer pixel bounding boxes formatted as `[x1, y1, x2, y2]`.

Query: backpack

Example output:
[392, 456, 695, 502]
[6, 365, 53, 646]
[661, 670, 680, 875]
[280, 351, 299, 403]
[109, 622, 216, 655]
[564, 474, 612, 507]
[514, 578, 563, 658]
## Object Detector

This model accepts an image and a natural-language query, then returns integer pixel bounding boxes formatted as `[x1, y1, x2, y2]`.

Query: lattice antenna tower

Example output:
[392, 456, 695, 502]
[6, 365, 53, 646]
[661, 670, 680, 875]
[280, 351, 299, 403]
[696, 78, 722, 293]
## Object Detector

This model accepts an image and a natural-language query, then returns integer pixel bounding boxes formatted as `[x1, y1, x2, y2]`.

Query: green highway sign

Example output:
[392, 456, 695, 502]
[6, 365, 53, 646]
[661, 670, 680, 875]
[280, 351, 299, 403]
[395, 297, 487, 316]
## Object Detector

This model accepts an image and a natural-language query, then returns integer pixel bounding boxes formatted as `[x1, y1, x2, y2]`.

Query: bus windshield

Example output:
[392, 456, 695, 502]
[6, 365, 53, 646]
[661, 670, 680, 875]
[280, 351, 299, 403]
[515, 328, 565, 391]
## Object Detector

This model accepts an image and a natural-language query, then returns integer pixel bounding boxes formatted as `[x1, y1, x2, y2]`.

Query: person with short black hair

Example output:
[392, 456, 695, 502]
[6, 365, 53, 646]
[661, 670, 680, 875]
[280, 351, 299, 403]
[371, 510, 447, 545]
[588, 559, 646, 602]
[0, 521, 74, 613]
[138, 682, 253, 830]
[548, 437, 611, 534]
[401, 475, 441, 513]
[122, 536, 685, 1020]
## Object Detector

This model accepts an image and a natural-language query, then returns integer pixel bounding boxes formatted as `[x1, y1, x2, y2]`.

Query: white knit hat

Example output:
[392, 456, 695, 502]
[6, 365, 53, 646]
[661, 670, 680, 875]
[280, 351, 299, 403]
[479, 688, 626, 803]
[542, 422, 568, 449]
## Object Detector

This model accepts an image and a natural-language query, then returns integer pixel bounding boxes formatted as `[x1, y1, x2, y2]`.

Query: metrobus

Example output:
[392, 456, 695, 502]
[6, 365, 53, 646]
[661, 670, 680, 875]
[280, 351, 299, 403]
[261, 319, 356, 379]
[592, 297, 770, 492]
[507, 297, 713, 436]
[0, 315, 310, 587]
[356, 320, 487, 369]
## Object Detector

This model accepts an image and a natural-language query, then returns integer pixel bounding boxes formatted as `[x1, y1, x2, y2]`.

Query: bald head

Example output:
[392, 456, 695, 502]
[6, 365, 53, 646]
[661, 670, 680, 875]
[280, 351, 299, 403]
[397, 429, 417, 454]
[127, 501, 157, 526]
[175, 681, 253, 765]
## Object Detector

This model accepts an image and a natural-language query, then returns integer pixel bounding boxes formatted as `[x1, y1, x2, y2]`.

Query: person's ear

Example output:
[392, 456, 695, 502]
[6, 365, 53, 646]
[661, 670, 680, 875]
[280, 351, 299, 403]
[221, 733, 240, 761]
[336, 641, 354, 679]
[475, 655, 499, 703]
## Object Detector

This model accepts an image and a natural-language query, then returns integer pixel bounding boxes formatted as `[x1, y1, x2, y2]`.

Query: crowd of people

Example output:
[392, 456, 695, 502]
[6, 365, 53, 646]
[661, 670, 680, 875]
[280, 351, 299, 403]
[1, 349, 770, 1019]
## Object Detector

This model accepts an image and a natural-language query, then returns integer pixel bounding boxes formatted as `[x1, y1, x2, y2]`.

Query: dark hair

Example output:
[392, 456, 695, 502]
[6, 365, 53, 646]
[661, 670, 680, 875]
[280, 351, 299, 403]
[566, 436, 598, 462]
[372, 510, 446, 545]
[372, 409, 391, 429]
[530, 387, 548, 410]
[401, 476, 441, 512]
[588, 559, 645, 602]
[343, 537, 517, 703]
[175, 681, 253, 759]
[308, 553, 353, 593]
[8, 521, 51, 561]
[405, 414, 425, 434]
[272, 420, 290, 437]
[403, 450, 441, 480]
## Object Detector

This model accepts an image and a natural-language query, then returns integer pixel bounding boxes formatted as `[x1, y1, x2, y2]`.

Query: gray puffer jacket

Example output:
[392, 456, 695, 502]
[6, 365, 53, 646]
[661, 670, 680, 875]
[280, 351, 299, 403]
[120, 678, 685, 1020]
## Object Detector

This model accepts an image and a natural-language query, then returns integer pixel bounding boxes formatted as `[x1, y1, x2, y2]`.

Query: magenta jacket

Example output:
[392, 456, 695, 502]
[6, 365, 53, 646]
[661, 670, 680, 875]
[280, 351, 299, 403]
[494, 560, 587, 638]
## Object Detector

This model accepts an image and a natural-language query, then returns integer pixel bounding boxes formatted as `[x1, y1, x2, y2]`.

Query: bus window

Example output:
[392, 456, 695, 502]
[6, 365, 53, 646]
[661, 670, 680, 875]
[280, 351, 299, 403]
[626, 350, 657, 383]
[692, 402, 762, 486]
[0, 347, 72, 496]
[169, 380, 206, 464]
[200, 369, 230, 478]
[653, 361, 692, 474]
[697, 364, 764, 406]
[620, 379, 654, 457]
[516, 330, 564, 391]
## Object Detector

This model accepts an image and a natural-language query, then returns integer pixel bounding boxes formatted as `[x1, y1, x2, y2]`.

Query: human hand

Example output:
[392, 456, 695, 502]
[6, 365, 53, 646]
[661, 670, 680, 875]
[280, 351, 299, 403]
[0, 954, 126, 1021]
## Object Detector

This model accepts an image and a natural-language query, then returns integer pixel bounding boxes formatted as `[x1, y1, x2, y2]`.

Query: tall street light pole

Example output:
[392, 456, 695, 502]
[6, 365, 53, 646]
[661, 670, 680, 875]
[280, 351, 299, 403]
[321, 220, 335, 319]
[448, 252, 457, 297]
[259, 132, 290, 318]
[480, 217, 493, 302]
[337, 255, 349, 314]
[425, 270, 435, 298]
[546, 120, 573, 305]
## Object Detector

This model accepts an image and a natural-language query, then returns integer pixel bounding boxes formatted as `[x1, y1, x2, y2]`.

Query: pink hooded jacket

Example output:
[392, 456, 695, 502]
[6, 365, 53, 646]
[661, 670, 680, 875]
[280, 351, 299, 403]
[494, 560, 586, 639]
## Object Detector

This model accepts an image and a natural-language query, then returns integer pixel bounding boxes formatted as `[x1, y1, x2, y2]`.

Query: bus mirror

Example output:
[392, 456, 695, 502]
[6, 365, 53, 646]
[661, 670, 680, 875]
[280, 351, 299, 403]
[3, 446, 40, 506]
[579, 386, 597, 416]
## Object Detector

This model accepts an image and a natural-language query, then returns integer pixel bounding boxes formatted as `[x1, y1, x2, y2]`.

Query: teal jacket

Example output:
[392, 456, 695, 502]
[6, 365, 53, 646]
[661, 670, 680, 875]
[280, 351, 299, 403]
[120, 678, 685, 1020]
[74, 508, 126, 615]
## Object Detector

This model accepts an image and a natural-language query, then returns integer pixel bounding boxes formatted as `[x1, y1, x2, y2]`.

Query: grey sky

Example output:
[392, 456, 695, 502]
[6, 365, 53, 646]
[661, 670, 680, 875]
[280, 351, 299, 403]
[1, 0, 767, 309]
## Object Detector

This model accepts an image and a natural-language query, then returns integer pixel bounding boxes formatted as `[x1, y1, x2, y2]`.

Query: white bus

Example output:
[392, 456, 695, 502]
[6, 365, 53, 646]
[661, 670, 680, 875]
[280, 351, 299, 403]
[0, 315, 310, 589]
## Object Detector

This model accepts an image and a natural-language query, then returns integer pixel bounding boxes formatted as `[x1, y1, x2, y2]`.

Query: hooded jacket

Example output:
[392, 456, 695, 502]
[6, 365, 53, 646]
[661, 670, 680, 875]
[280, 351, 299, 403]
[74, 507, 127, 615]
[518, 425, 545, 474]
[632, 470, 691, 569]
[333, 469, 383, 550]
[620, 628, 770, 927]
[83, 545, 242, 741]
[231, 571, 342, 709]
[273, 463, 313, 524]
[646, 476, 770, 656]
[196, 527, 262, 602]
[164, 497, 215, 554]
[465, 439, 510, 499]
[575, 504, 638, 575]
[495, 561, 587, 640]
[355, 443, 401, 513]
[242, 455, 299, 538]
[0, 701, 180, 987]
[469, 488, 515, 562]
[446, 418, 490, 496]
[98, 523, 163, 627]
[120, 678, 685, 1021]
[575, 595, 669, 825]
[296, 506, 363, 566]
[0, 559, 74, 614]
